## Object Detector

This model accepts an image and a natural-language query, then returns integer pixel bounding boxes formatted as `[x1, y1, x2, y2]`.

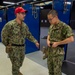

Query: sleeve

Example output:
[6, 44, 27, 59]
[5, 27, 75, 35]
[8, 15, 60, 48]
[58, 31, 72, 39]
[48, 27, 50, 35]
[25, 25, 38, 43]
[1, 23, 10, 46]
[48, 25, 52, 35]
[62, 25, 74, 38]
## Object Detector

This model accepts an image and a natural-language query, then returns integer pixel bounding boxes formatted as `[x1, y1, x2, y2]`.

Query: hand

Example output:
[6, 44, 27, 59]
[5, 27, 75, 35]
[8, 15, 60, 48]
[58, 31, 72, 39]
[47, 40, 50, 47]
[52, 42, 59, 48]
[35, 42, 39, 48]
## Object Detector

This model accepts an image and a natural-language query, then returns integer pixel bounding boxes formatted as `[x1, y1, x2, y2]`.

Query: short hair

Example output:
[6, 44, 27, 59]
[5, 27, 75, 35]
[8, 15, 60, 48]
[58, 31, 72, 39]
[47, 10, 58, 17]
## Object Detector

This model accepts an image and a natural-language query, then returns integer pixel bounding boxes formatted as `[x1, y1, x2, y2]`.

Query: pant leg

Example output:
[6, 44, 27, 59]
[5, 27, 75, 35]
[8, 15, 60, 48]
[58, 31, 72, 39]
[11, 57, 20, 75]
[47, 56, 54, 75]
[53, 55, 64, 75]
[47, 55, 64, 75]
[19, 47, 25, 67]
[8, 46, 25, 75]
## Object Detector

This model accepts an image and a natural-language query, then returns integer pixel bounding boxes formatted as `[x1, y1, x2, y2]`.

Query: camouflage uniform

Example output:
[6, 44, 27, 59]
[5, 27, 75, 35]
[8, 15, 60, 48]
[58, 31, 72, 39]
[1, 19, 37, 75]
[47, 21, 74, 75]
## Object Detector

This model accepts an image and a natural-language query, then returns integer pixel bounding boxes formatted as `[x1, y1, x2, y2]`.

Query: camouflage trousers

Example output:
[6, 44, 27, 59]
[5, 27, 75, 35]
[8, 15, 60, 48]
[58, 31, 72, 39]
[47, 55, 64, 75]
[47, 47, 64, 75]
[8, 46, 25, 75]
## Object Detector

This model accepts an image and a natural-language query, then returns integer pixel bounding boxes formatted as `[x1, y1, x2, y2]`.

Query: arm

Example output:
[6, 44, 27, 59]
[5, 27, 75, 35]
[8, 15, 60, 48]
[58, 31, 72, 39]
[47, 35, 50, 47]
[59, 25, 74, 44]
[52, 25, 74, 47]
[1, 24, 9, 46]
[47, 25, 52, 47]
[26, 26, 39, 48]
[58, 36, 74, 45]
[52, 36, 74, 48]
[1, 24, 12, 53]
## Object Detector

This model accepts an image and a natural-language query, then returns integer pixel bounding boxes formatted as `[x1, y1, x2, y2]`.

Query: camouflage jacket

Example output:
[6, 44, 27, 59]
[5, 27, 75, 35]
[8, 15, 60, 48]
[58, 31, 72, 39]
[1, 19, 37, 46]
[48, 21, 74, 42]
[47, 21, 74, 56]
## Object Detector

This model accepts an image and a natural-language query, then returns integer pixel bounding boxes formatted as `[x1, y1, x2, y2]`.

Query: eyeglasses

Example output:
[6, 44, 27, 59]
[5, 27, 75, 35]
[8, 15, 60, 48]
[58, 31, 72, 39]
[48, 16, 55, 22]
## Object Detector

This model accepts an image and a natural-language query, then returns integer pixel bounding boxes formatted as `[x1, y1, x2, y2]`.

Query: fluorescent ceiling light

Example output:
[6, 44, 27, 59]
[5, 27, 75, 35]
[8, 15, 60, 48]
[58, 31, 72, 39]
[35, 1, 52, 6]
[65, 2, 71, 5]
[3, 1, 15, 5]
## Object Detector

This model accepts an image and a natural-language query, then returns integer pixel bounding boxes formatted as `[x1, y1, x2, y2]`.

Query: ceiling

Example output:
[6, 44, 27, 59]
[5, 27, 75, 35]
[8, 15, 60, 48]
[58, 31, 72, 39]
[0, 0, 52, 9]
[0, 0, 52, 6]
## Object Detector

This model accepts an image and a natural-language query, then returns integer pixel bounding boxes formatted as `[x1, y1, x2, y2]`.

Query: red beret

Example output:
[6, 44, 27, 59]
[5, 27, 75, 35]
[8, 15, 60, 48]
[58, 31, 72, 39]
[15, 7, 27, 14]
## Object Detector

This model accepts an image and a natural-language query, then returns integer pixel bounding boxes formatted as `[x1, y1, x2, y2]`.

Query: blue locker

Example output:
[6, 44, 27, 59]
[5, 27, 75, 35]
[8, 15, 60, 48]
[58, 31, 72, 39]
[0, 10, 6, 42]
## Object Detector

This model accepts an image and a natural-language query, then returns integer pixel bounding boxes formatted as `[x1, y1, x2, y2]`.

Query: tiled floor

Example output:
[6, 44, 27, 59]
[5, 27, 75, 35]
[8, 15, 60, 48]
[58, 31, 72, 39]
[0, 43, 66, 75]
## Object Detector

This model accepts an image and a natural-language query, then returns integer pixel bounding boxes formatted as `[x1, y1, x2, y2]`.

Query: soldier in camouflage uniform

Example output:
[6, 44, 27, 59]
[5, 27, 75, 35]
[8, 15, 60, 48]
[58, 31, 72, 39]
[1, 7, 39, 75]
[47, 10, 74, 75]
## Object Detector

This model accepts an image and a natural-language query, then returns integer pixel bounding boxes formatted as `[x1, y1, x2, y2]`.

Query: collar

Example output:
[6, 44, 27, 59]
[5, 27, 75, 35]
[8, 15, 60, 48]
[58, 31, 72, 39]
[13, 19, 24, 26]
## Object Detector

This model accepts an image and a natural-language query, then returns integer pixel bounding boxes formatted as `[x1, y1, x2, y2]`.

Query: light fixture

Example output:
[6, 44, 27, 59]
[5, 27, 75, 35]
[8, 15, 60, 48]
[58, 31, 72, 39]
[3, 1, 15, 5]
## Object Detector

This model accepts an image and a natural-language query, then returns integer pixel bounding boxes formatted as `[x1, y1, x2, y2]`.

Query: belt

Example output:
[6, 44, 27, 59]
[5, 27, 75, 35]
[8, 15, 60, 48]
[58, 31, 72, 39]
[50, 43, 64, 48]
[12, 44, 24, 46]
